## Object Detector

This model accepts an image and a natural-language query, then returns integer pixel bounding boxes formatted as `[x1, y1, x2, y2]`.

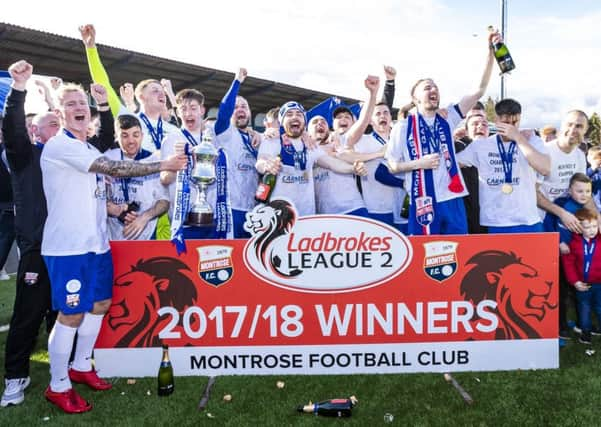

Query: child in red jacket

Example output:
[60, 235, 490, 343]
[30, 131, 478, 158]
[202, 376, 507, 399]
[562, 208, 601, 344]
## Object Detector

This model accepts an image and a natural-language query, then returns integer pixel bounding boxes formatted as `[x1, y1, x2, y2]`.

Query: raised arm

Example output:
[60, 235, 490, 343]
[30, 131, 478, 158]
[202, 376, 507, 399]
[87, 83, 116, 152]
[345, 75, 380, 147]
[316, 153, 366, 176]
[79, 24, 124, 116]
[457, 31, 496, 116]
[381, 65, 396, 111]
[2, 60, 33, 171]
[214, 68, 247, 136]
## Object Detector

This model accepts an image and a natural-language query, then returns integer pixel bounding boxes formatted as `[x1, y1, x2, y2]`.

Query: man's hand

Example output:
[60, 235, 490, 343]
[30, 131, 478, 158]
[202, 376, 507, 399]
[301, 131, 318, 150]
[122, 212, 150, 240]
[79, 24, 96, 48]
[383, 65, 396, 81]
[161, 154, 188, 172]
[263, 156, 282, 175]
[559, 210, 583, 233]
[120, 82, 136, 110]
[262, 127, 279, 140]
[353, 161, 367, 176]
[248, 128, 261, 148]
[496, 122, 522, 142]
[236, 68, 248, 84]
[418, 153, 440, 170]
[90, 83, 109, 106]
[454, 128, 467, 141]
[49, 77, 63, 91]
[365, 75, 380, 94]
[8, 60, 33, 91]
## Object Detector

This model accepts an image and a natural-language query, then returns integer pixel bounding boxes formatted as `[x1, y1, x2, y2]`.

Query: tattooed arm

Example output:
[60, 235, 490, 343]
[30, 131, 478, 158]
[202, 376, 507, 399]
[89, 154, 187, 177]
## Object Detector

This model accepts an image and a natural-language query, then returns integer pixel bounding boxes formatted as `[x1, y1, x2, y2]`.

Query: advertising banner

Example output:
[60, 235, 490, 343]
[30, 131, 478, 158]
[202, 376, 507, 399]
[95, 200, 558, 376]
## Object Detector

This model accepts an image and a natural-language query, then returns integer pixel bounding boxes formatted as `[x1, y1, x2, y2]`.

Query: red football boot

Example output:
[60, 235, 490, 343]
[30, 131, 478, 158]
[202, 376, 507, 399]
[69, 369, 113, 391]
[44, 386, 92, 414]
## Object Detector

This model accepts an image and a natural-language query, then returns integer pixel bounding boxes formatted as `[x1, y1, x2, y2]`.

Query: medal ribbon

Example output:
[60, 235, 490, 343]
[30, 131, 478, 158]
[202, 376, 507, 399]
[584, 238, 596, 282]
[139, 113, 164, 150]
[496, 135, 517, 185]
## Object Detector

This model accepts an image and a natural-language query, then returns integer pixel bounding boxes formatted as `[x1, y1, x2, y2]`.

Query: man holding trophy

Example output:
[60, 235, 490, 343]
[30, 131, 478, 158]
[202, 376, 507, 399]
[161, 88, 229, 252]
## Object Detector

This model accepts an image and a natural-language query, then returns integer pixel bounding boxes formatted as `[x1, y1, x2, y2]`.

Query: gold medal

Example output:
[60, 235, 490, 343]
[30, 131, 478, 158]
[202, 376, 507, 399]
[501, 183, 513, 194]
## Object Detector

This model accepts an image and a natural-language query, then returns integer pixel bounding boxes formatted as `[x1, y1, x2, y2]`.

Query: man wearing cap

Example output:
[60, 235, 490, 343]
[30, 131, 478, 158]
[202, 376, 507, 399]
[256, 102, 366, 216]
[313, 76, 384, 217]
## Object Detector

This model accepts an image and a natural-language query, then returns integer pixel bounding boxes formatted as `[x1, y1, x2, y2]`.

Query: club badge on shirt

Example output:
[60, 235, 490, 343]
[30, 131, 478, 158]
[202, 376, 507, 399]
[24, 272, 39, 285]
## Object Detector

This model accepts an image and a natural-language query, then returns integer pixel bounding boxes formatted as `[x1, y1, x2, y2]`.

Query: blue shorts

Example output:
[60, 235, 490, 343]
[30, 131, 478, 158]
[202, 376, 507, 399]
[488, 223, 544, 234]
[233, 209, 251, 239]
[346, 208, 369, 218]
[438, 198, 468, 235]
[43, 251, 114, 315]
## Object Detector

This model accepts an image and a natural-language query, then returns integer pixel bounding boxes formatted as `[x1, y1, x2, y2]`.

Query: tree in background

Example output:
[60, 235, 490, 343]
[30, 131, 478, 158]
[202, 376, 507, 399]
[587, 112, 601, 146]
[484, 96, 496, 122]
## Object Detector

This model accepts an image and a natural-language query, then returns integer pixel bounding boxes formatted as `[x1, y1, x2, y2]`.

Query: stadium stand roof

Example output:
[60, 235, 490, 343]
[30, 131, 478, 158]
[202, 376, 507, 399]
[0, 22, 361, 123]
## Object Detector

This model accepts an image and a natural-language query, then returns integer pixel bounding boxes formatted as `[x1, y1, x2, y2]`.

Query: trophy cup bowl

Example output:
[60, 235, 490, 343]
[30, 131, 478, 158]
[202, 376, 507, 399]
[186, 137, 218, 226]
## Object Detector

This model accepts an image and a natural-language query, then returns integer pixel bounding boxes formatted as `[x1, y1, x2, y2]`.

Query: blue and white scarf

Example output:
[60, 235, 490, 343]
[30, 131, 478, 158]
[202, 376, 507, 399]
[406, 114, 463, 235]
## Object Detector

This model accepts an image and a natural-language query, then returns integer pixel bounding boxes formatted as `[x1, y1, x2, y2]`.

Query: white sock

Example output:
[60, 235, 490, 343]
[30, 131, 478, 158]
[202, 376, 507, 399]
[48, 321, 77, 392]
[71, 313, 105, 372]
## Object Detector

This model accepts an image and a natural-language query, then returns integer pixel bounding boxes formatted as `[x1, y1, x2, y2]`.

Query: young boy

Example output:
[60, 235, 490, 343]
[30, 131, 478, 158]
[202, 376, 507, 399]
[545, 173, 593, 253]
[562, 208, 601, 344]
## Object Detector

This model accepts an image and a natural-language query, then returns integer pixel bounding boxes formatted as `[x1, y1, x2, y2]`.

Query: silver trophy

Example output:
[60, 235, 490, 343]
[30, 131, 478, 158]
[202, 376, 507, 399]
[186, 132, 218, 226]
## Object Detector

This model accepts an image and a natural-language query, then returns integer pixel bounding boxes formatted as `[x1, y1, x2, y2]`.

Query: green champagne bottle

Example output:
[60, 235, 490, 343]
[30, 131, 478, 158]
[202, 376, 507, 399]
[157, 344, 174, 396]
[488, 26, 515, 74]
[255, 173, 277, 203]
[400, 193, 410, 219]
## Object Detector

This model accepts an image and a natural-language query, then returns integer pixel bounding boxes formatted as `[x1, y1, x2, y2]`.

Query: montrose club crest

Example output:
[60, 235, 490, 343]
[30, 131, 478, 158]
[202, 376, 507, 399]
[423, 241, 458, 282]
[197, 245, 234, 287]
[243, 198, 413, 293]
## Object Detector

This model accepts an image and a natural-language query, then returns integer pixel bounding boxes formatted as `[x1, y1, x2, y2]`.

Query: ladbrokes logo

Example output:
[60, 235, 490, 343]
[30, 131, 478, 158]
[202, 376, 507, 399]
[243, 199, 413, 293]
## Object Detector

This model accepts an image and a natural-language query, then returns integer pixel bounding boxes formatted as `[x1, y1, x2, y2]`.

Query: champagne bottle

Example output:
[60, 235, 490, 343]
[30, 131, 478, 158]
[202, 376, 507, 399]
[157, 344, 174, 396]
[255, 158, 278, 203]
[400, 193, 410, 219]
[488, 26, 515, 74]
[297, 396, 358, 417]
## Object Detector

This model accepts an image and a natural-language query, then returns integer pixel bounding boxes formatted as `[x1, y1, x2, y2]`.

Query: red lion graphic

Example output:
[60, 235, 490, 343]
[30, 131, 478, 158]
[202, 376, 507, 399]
[244, 199, 301, 277]
[460, 250, 557, 339]
[105, 257, 198, 347]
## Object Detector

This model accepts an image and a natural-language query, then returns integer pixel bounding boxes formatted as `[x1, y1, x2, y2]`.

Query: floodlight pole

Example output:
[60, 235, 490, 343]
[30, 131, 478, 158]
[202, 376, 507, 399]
[500, 0, 508, 99]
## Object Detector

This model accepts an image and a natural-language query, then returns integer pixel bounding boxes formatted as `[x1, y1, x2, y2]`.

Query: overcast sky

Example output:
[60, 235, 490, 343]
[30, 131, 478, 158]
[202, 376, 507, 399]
[3, 0, 601, 128]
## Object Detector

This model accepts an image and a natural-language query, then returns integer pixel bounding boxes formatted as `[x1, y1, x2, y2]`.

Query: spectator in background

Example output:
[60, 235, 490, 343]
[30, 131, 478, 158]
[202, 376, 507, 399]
[455, 102, 488, 234]
[587, 145, 601, 211]
[540, 125, 557, 143]
[262, 107, 279, 131]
